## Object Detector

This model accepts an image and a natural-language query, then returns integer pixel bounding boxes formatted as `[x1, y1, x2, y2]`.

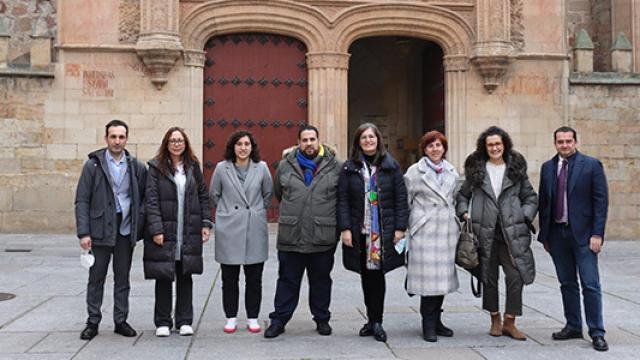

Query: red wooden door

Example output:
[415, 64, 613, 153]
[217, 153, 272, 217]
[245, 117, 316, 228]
[203, 33, 308, 221]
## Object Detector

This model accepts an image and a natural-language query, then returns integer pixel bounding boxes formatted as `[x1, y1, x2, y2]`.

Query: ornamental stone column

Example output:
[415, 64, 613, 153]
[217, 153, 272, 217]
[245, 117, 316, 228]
[443, 55, 469, 169]
[306, 52, 350, 159]
[136, 0, 183, 89]
[472, 0, 513, 93]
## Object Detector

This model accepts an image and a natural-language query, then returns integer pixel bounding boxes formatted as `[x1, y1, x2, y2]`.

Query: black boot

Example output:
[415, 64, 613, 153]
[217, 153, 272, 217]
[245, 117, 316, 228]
[436, 309, 454, 337]
[422, 314, 437, 342]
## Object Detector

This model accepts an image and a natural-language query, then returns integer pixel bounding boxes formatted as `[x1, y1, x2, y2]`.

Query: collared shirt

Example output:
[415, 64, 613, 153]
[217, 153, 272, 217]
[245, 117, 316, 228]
[105, 150, 132, 235]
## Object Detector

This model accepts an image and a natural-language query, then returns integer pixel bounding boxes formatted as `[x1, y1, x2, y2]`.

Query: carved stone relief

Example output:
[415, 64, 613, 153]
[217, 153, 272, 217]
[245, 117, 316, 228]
[119, 0, 140, 43]
[510, 0, 524, 51]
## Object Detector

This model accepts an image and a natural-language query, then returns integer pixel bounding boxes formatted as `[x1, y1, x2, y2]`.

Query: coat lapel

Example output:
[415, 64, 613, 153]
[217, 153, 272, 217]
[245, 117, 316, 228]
[224, 161, 249, 205]
[418, 159, 455, 203]
[568, 152, 584, 196]
[242, 161, 258, 193]
[481, 174, 498, 203]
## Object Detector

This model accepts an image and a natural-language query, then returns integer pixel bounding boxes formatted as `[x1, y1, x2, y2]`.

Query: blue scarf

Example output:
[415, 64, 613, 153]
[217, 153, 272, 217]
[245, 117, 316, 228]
[296, 148, 319, 187]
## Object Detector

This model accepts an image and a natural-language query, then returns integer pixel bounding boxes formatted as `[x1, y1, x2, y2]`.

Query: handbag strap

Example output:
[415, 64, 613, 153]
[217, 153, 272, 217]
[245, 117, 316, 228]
[470, 274, 482, 298]
[466, 191, 474, 232]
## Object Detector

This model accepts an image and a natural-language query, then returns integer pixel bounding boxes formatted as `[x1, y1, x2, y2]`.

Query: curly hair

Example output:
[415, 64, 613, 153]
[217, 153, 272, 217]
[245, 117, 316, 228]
[419, 130, 448, 158]
[474, 126, 513, 163]
[223, 130, 261, 163]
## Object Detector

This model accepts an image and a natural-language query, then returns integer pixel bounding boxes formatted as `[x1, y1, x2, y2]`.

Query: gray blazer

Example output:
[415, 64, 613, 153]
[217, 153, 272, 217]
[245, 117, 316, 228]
[210, 160, 273, 265]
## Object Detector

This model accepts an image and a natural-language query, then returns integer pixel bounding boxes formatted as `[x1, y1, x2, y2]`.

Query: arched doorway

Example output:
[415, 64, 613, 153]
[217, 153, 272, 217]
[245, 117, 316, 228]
[202, 33, 308, 220]
[348, 37, 445, 170]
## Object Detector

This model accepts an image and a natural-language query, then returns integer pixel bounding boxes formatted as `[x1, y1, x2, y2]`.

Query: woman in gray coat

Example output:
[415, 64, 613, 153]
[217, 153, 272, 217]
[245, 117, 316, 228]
[456, 126, 537, 341]
[210, 130, 273, 334]
[404, 131, 459, 342]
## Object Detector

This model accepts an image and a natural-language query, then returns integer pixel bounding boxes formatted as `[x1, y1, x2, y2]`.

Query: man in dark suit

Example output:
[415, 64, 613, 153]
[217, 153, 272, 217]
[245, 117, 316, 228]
[538, 126, 609, 351]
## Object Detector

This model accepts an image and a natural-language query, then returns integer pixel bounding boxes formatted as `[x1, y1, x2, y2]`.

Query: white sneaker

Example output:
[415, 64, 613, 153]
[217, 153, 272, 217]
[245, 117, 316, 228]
[224, 317, 237, 333]
[179, 325, 193, 336]
[247, 318, 261, 333]
[155, 326, 170, 337]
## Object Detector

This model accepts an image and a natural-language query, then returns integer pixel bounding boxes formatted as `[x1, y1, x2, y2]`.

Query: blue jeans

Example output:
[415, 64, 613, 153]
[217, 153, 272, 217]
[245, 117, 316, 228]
[549, 223, 605, 338]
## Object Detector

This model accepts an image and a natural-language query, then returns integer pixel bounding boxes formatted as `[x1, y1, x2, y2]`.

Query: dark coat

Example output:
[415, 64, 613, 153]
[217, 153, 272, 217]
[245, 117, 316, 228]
[144, 159, 212, 281]
[337, 154, 409, 274]
[274, 146, 341, 253]
[456, 151, 538, 285]
[538, 151, 608, 246]
[75, 148, 147, 246]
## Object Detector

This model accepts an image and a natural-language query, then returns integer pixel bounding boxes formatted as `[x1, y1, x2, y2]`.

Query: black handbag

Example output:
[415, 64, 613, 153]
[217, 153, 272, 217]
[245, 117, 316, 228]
[456, 193, 482, 298]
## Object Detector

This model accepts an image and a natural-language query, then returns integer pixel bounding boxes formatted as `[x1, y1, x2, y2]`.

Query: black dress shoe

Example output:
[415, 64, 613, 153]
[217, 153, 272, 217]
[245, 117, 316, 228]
[359, 322, 374, 337]
[264, 323, 285, 338]
[80, 323, 98, 340]
[552, 326, 583, 340]
[316, 321, 332, 336]
[371, 322, 387, 342]
[114, 321, 137, 337]
[436, 321, 454, 337]
[592, 336, 609, 351]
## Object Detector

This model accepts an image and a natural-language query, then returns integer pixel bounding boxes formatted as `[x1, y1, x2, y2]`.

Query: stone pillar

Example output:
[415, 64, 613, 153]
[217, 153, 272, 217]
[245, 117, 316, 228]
[472, 0, 513, 93]
[611, 0, 638, 72]
[0, 34, 9, 68]
[307, 52, 350, 159]
[611, 33, 633, 73]
[443, 55, 469, 170]
[30, 35, 52, 69]
[136, 0, 183, 89]
[183, 50, 206, 159]
[573, 29, 594, 73]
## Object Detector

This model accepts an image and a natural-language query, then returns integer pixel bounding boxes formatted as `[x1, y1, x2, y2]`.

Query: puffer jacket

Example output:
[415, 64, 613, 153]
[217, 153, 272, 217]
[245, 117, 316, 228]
[75, 148, 147, 246]
[456, 151, 538, 285]
[337, 153, 409, 274]
[144, 159, 212, 280]
[274, 145, 341, 253]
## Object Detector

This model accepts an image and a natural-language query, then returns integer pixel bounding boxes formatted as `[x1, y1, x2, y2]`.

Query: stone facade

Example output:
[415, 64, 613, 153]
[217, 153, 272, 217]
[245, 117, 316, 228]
[0, 0, 638, 239]
[0, 0, 57, 66]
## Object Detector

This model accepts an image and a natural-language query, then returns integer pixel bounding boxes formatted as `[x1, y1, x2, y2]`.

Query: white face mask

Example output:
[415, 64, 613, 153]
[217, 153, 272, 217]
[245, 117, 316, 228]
[80, 250, 95, 270]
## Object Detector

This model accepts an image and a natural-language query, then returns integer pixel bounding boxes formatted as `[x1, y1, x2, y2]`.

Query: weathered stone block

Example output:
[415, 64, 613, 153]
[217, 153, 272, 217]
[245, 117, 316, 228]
[63, 128, 97, 145]
[0, 189, 12, 211]
[30, 36, 52, 69]
[0, 35, 9, 68]
[0, 159, 20, 174]
[46, 144, 77, 160]
[13, 187, 75, 212]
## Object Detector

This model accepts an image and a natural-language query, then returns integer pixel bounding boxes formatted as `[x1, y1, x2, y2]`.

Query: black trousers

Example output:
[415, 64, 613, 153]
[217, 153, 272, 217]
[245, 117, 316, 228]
[269, 248, 336, 326]
[221, 263, 264, 319]
[86, 216, 133, 325]
[359, 234, 386, 323]
[154, 261, 193, 328]
[420, 295, 445, 323]
[483, 226, 523, 316]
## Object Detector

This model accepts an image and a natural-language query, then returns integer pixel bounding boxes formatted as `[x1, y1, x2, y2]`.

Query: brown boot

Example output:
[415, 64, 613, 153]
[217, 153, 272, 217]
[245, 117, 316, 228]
[489, 312, 502, 337]
[502, 315, 526, 341]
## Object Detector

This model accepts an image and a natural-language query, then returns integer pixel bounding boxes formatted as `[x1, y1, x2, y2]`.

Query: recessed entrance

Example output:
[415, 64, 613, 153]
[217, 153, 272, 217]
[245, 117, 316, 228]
[348, 37, 445, 170]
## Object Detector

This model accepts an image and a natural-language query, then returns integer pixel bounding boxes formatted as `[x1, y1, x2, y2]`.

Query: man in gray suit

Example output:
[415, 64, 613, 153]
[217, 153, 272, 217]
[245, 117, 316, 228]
[75, 120, 147, 340]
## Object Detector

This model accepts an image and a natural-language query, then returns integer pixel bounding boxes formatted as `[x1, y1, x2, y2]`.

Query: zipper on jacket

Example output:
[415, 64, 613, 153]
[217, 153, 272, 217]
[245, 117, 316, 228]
[498, 214, 517, 267]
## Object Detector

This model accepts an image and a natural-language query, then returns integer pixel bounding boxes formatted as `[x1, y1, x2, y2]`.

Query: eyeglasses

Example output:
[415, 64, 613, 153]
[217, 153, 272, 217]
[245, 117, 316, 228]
[169, 139, 185, 145]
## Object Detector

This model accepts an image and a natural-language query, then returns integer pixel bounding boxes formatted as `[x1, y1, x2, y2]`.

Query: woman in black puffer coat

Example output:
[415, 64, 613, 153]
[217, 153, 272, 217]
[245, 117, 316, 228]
[337, 123, 408, 343]
[456, 126, 537, 341]
[145, 127, 212, 337]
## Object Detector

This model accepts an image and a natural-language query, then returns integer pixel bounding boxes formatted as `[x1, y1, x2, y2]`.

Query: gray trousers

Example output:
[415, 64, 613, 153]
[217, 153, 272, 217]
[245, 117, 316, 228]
[482, 227, 523, 316]
[86, 230, 134, 325]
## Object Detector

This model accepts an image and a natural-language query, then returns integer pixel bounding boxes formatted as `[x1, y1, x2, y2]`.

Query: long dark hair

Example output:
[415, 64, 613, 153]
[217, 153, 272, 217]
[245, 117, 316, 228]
[474, 126, 513, 163]
[223, 130, 261, 162]
[153, 127, 199, 176]
[350, 122, 386, 165]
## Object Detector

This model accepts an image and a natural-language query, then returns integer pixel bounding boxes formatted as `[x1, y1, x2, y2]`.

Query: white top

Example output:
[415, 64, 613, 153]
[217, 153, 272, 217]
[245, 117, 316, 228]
[175, 163, 187, 260]
[486, 161, 506, 199]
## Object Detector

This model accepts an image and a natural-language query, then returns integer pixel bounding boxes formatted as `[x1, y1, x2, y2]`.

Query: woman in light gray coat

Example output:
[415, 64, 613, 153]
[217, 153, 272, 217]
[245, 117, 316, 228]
[404, 131, 459, 342]
[210, 130, 273, 334]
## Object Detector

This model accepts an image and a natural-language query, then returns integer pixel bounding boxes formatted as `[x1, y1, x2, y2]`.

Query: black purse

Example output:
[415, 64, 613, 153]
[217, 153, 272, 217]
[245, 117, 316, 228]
[455, 193, 482, 298]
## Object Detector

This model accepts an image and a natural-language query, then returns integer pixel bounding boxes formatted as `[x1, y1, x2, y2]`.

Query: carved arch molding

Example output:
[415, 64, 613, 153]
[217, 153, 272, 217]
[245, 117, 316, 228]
[127, 0, 524, 91]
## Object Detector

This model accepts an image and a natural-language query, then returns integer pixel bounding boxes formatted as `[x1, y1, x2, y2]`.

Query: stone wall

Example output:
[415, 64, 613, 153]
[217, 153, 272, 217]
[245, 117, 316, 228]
[566, 0, 612, 71]
[570, 83, 640, 240]
[0, 0, 57, 66]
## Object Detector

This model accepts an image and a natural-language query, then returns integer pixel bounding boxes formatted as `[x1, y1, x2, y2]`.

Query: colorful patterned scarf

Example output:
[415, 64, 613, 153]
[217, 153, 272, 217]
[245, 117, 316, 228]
[361, 159, 381, 270]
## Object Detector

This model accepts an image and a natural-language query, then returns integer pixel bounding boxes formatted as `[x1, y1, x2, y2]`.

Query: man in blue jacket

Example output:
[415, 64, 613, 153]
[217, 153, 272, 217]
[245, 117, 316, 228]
[538, 126, 609, 351]
[74, 120, 147, 340]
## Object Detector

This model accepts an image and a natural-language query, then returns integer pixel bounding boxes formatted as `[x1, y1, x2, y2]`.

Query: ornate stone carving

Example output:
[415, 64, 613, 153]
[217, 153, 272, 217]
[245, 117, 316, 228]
[136, 0, 182, 89]
[119, 0, 140, 43]
[510, 0, 524, 51]
[471, 51, 512, 93]
[183, 49, 205, 67]
[443, 55, 469, 72]
[306, 52, 350, 69]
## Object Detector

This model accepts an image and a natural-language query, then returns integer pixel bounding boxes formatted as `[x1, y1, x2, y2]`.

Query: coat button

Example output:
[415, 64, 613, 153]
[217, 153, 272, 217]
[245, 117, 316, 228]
[234, 206, 238, 210]
[246, 206, 250, 210]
